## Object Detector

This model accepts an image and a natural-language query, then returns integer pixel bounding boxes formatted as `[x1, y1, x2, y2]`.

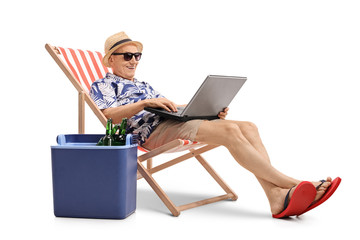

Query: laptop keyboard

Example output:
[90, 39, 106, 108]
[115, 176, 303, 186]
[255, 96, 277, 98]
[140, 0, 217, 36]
[174, 106, 185, 115]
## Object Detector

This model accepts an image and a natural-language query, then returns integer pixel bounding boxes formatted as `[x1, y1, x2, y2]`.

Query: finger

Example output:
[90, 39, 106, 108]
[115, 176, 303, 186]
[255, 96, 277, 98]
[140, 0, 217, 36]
[170, 102, 178, 112]
[159, 103, 172, 112]
[219, 111, 227, 119]
[219, 110, 227, 116]
[165, 100, 178, 112]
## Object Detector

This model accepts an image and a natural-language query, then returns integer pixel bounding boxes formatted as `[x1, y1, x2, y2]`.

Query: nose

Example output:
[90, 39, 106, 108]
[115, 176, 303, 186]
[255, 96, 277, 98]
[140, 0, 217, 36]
[129, 56, 137, 64]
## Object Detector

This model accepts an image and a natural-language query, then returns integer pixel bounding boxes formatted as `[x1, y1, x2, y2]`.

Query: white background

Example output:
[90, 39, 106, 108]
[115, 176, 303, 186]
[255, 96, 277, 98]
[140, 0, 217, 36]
[1, 0, 359, 239]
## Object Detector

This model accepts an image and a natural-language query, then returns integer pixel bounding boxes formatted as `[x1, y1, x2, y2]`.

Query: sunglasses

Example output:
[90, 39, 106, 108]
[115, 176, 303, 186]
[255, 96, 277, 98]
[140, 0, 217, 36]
[112, 52, 142, 61]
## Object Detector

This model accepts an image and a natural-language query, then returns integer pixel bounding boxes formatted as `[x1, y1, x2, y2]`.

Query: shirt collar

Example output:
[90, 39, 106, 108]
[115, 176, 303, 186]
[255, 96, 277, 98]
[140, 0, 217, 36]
[105, 72, 141, 83]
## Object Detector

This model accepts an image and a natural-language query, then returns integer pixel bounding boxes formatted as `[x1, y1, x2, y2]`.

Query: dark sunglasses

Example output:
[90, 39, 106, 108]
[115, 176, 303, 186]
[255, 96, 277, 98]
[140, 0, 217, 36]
[112, 52, 142, 61]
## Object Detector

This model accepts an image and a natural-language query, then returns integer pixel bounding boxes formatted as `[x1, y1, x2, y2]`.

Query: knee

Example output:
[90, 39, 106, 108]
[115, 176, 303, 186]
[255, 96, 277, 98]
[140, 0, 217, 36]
[241, 121, 258, 135]
[222, 123, 247, 145]
[223, 123, 241, 135]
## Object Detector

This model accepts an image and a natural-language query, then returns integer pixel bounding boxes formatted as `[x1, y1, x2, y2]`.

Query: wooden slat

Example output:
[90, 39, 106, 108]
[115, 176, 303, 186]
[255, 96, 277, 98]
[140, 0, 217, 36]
[78, 92, 85, 134]
[177, 194, 234, 212]
[147, 158, 153, 170]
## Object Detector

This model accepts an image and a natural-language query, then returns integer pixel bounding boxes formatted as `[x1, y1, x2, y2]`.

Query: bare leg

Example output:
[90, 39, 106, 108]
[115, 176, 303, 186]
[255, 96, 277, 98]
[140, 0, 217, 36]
[226, 120, 300, 214]
[230, 121, 332, 206]
[195, 120, 331, 214]
[195, 120, 299, 188]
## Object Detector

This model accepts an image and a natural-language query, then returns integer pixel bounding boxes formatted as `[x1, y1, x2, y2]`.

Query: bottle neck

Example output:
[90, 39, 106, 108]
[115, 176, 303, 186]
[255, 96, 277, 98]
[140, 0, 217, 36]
[120, 118, 127, 131]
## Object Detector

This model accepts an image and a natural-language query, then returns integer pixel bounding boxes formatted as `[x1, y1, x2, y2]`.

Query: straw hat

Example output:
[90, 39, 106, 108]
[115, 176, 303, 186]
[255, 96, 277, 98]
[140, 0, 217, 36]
[102, 31, 143, 67]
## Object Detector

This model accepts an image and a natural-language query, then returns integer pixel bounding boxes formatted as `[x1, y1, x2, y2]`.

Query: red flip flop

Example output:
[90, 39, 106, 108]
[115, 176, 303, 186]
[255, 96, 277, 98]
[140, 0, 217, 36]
[299, 177, 341, 215]
[273, 181, 317, 219]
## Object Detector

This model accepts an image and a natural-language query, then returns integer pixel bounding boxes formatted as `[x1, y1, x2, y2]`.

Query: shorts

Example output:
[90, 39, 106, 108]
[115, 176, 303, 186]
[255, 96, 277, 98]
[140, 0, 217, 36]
[142, 119, 204, 150]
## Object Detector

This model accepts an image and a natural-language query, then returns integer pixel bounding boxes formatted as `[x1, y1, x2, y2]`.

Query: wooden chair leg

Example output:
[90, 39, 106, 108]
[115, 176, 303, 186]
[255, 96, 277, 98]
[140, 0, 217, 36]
[137, 144, 237, 216]
[147, 158, 153, 170]
[137, 160, 180, 216]
[78, 91, 85, 134]
[177, 194, 234, 212]
[137, 158, 152, 180]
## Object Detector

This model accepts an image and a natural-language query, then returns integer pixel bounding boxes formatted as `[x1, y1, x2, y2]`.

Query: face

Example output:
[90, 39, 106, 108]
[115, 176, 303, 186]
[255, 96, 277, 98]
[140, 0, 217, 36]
[109, 44, 140, 81]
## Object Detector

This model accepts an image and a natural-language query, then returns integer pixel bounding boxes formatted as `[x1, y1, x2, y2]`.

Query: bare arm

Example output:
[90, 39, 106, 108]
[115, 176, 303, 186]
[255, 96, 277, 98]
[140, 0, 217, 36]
[102, 98, 178, 124]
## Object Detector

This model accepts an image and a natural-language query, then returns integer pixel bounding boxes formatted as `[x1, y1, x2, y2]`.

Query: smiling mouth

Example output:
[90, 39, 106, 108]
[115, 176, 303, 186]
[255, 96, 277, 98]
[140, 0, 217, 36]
[127, 66, 135, 69]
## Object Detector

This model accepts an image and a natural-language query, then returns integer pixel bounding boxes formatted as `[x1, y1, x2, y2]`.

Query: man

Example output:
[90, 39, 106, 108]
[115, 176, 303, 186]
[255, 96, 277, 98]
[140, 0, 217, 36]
[90, 31, 340, 218]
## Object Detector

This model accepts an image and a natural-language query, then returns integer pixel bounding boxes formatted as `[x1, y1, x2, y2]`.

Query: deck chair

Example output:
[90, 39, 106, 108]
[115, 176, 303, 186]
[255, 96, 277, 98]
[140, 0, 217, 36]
[45, 43, 238, 216]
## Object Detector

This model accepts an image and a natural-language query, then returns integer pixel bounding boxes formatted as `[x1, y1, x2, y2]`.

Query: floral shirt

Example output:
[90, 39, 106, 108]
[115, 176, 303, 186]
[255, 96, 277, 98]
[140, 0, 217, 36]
[90, 72, 164, 145]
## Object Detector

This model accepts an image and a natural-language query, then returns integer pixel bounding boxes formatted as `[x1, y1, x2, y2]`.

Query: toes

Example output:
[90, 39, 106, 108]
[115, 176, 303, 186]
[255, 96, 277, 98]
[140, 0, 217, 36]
[323, 181, 331, 187]
[318, 189, 326, 195]
[318, 185, 328, 191]
[311, 177, 332, 202]
[319, 181, 331, 191]
[317, 178, 331, 192]
[315, 189, 326, 201]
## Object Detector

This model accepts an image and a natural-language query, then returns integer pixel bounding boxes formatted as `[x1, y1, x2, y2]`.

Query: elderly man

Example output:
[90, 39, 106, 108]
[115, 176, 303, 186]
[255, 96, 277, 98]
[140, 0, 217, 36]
[90, 31, 340, 218]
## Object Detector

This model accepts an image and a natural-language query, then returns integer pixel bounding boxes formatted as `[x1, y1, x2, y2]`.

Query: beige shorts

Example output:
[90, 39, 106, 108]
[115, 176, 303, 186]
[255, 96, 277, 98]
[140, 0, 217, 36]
[142, 119, 204, 150]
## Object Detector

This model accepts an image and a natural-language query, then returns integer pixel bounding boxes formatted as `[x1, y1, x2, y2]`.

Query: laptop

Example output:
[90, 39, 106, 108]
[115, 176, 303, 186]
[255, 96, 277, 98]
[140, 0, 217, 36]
[144, 75, 247, 122]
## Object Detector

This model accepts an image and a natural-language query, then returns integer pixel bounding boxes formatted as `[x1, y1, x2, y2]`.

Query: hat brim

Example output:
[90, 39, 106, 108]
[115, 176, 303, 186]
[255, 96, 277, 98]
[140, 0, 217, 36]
[103, 41, 143, 67]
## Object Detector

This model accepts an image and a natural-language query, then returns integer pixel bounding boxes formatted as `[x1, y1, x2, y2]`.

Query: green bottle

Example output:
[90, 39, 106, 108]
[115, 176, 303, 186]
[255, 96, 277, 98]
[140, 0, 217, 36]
[118, 128, 126, 145]
[114, 118, 127, 146]
[96, 136, 104, 146]
[113, 124, 121, 146]
[120, 118, 128, 145]
[112, 124, 119, 136]
[120, 118, 127, 132]
[103, 118, 114, 146]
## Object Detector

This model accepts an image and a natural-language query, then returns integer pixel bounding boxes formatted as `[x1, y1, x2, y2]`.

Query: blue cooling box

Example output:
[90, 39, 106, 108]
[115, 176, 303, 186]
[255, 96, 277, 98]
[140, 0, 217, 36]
[51, 134, 138, 219]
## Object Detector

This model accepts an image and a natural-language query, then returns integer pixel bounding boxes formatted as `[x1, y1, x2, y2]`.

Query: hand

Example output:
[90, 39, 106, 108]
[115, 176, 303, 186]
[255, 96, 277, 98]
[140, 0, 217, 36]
[218, 107, 229, 120]
[144, 98, 178, 112]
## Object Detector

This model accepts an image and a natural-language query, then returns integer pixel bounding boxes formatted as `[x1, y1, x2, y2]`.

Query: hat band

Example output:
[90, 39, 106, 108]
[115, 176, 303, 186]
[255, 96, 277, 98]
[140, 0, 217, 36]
[109, 38, 132, 50]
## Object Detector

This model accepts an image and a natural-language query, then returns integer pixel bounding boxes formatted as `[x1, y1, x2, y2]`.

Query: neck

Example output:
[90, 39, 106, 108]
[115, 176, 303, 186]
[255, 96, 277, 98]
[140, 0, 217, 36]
[111, 71, 134, 81]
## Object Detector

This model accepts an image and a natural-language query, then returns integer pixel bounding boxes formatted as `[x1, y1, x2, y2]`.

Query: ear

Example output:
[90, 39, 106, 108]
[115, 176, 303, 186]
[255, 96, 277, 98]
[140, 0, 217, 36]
[108, 55, 115, 67]
[109, 55, 114, 64]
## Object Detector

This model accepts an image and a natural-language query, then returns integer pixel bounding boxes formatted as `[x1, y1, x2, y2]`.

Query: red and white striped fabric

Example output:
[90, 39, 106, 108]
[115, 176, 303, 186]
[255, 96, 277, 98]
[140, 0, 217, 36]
[138, 139, 205, 153]
[57, 47, 110, 93]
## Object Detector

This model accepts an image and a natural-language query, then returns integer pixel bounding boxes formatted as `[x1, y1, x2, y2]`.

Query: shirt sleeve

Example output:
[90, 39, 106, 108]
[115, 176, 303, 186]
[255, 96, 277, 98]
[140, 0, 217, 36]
[89, 80, 117, 110]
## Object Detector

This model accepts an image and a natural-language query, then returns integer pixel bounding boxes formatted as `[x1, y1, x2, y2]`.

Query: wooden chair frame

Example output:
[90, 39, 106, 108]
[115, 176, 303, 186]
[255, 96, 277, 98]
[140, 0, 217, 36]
[46, 43, 238, 216]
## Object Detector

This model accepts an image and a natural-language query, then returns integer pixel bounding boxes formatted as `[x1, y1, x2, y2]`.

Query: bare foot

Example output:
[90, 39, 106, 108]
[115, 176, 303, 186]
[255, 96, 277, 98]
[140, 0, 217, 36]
[312, 177, 332, 202]
[269, 186, 295, 215]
